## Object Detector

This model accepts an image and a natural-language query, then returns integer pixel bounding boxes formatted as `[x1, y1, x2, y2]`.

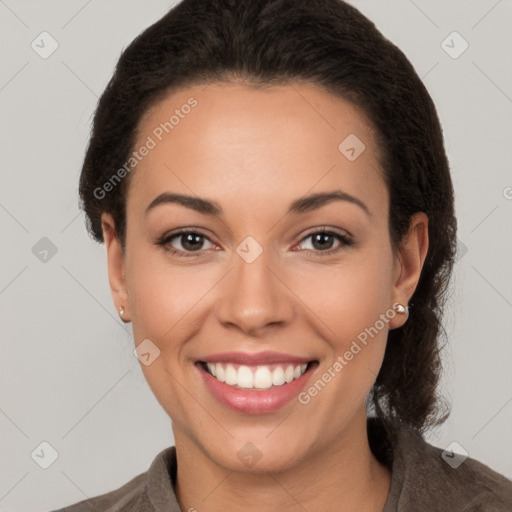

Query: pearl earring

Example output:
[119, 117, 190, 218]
[395, 303, 409, 319]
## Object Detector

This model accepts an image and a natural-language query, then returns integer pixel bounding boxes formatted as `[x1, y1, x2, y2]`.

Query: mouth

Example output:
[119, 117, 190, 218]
[195, 354, 319, 414]
[199, 361, 314, 390]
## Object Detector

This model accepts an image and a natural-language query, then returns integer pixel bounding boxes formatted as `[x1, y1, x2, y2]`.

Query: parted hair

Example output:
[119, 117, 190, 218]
[79, 0, 457, 432]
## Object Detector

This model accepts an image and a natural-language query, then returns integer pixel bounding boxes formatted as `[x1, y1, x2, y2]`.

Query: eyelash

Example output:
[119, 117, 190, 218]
[156, 227, 353, 259]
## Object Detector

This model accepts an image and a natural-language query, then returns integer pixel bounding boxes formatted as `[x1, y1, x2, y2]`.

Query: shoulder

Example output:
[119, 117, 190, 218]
[49, 446, 180, 512]
[50, 472, 149, 512]
[386, 420, 512, 511]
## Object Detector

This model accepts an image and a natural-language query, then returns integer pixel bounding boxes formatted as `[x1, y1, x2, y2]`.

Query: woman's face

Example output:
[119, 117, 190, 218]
[102, 81, 427, 472]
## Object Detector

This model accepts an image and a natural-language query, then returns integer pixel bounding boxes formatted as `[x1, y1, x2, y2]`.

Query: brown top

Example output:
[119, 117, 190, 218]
[51, 418, 512, 512]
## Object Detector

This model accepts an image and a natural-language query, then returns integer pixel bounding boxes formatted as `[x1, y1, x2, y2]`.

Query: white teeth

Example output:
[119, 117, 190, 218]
[237, 366, 254, 389]
[225, 364, 237, 385]
[215, 363, 225, 382]
[253, 366, 273, 389]
[284, 365, 294, 383]
[271, 367, 285, 386]
[205, 362, 309, 389]
[207, 363, 216, 377]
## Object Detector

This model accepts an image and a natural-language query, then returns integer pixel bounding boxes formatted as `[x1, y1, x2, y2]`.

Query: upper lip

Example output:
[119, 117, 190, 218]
[198, 351, 314, 365]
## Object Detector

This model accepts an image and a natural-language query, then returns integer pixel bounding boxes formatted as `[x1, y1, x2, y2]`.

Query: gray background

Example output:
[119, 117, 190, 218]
[0, 1, 511, 511]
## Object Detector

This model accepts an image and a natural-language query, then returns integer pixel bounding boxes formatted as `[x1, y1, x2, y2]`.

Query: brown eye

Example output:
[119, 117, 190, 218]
[310, 232, 336, 251]
[175, 232, 206, 251]
[157, 230, 215, 257]
[296, 229, 353, 256]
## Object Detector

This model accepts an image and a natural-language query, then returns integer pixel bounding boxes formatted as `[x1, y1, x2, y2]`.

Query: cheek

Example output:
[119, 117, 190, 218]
[125, 250, 212, 417]
[294, 257, 394, 414]
[126, 245, 223, 346]
[290, 246, 394, 344]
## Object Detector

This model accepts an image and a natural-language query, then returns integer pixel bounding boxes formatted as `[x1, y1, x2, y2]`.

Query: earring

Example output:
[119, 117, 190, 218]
[118, 306, 130, 323]
[395, 303, 409, 319]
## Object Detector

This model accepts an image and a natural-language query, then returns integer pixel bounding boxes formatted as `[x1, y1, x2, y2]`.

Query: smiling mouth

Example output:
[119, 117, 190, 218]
[198, 361, 318, 390]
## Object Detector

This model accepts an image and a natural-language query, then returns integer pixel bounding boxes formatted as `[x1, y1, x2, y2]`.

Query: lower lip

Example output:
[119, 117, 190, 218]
[197, 363, 316, 414]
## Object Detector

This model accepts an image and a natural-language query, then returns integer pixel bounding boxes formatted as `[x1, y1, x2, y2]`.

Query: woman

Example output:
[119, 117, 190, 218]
[53, 0, 512, 510]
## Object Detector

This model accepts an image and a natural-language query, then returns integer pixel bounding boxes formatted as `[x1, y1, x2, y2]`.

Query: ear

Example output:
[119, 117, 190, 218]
[389, 212, 429, 329]
[101, 213, 129, 319]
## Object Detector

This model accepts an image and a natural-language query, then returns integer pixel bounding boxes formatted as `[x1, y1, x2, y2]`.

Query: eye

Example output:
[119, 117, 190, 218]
[156, 227, 353, 258]
[294, 228, 353, 256]
[156, 229, 216, 257]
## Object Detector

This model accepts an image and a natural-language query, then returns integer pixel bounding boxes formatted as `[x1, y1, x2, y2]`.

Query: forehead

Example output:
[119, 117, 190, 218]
[128, 81, 387, 218]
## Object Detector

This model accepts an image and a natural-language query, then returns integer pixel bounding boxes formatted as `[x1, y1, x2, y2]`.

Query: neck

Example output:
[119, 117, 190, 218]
[174, 411, 391, 512]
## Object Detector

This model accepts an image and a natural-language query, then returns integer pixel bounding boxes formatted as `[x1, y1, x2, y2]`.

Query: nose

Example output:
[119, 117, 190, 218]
[215, 245, 294, 337]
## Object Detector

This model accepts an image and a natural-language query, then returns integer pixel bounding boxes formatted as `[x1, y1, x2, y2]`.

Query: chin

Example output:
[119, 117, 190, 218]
[199, 428, 311, 474]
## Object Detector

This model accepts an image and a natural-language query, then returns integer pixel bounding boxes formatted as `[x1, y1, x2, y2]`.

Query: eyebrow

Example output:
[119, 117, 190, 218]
[145, 189, 371, 217]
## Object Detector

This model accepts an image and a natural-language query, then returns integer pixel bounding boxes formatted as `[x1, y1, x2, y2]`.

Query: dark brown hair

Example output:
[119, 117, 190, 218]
[79, 0, 457, 432]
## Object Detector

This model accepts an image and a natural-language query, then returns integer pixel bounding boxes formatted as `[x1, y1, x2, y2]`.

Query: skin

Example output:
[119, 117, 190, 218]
[101, 81, 428, 511]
